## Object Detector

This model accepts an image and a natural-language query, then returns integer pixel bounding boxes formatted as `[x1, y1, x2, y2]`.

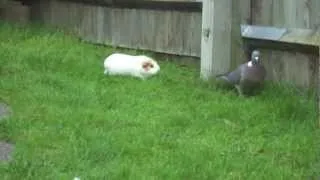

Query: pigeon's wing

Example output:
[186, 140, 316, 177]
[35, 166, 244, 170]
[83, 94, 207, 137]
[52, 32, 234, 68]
[225, 64, 246, 85]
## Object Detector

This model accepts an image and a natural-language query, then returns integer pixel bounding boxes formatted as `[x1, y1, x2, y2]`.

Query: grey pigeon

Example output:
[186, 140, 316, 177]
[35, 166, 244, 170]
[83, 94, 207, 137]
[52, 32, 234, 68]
[216, 50, 267, 96]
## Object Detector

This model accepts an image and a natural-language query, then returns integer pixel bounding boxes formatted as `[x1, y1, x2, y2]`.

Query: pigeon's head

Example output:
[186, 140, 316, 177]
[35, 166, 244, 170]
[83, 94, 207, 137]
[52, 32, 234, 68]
[251, 50, 261, 65]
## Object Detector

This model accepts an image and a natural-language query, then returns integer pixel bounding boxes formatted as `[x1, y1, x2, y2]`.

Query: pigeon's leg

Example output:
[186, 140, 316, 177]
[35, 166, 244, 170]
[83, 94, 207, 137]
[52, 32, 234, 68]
[235, 84, 244, 97]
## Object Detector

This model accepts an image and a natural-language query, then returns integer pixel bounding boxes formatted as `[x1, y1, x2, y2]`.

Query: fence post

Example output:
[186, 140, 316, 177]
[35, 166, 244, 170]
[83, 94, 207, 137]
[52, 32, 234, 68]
[200, 0, 244, 80]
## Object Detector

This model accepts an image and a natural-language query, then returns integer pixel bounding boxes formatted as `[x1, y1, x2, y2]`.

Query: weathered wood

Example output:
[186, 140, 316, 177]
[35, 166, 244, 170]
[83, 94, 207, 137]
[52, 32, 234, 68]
[251, 0, 320, 29]
[27, 0, 320, 88]
[0, 1, 30, 24]
[0, 0, 8, 6]
[200, 0, 242, 80]
[248, 0, 320, 90]
[259, 49, 317, 87]
[231, 0, 246, 68]
[241, 25, 320, 47]
[239, 0, 251, 24]
[241, 25, 319, 88]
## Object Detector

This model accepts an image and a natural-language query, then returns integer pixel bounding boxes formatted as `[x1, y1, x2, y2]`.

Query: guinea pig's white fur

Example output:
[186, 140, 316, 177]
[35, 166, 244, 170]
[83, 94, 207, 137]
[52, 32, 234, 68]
[103, 53, 160, 79]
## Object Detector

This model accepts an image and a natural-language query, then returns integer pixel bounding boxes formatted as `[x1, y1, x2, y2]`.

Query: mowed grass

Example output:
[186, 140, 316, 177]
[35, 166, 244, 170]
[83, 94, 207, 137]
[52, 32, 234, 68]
[0, 21, 319, 180]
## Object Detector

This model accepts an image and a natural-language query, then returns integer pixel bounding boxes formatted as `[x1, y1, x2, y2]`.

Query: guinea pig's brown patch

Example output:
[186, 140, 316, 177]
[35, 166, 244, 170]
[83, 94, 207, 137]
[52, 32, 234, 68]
[142, 61, 154, 71]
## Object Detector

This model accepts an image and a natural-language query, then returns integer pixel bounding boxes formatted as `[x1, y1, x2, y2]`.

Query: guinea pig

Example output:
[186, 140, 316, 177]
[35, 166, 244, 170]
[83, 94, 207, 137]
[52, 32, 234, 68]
[103, 53, 160, 80]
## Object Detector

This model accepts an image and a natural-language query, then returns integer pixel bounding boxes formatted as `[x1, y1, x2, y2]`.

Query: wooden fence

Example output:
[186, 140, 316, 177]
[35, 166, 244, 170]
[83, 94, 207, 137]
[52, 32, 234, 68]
[2, 0, 320, 88]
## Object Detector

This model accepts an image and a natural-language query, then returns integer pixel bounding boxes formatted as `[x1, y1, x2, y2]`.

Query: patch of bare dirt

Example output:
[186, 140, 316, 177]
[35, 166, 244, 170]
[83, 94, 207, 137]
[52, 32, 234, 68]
[0, 141, 14, 162]
[0, 102, 11, 121]
[0, 102, 14, 162]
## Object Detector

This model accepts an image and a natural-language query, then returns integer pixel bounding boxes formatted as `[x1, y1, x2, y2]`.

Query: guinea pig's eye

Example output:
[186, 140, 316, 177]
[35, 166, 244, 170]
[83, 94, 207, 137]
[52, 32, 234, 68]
[149, 64, 154, 68]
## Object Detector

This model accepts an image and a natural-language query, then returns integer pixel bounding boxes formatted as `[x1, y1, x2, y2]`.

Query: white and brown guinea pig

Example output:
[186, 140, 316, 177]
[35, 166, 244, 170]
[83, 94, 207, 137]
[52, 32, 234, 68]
[103, 53, 160, 80]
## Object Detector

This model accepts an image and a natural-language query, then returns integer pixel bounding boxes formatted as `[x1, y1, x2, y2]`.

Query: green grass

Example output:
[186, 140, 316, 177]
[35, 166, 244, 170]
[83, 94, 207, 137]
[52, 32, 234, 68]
[0, 21, 319, 180]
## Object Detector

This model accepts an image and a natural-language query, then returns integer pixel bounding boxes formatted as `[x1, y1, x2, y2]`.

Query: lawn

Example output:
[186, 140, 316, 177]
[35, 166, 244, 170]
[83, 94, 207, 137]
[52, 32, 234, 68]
[0, 21, 319, 180]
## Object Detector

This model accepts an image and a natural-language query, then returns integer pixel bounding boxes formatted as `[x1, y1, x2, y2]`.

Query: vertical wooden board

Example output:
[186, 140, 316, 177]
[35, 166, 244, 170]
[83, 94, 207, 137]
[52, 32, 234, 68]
[41, 0, 53, 25]
[144, 9, 157, 52]
[309, 0, 320, 29]
[102, 7, 112, 45]
[53, 1, 63, 27]
[281, 0, 309, 28]
[231, 0, 246, 68]
[239, 0, 251, 24]
[50, 0, 58, 26]
[110, 8, 121, 46]
[189, 12, 201, 57]
[66, 1, 76, 31]
[282, 52, 311, 87]
[169, 10, 181, 52]
[30, 0, 50, 22]
[125, 9, 134, 47]
[54, 0, 70, 28]
[93, 6, 100, 43]
[251, 0, 274, 26]
[127, 8, 139, 49]
[65, 1, 72, 28]
[134, 9, 143, 49]
[162, 10, 171, 53]
[271, 0, 285, 27]
[72, 1, 86, 33]
[153, 10, 167, 53]
[86, 5, 96, 42]
[48, 0, 59, 26]
[168, 11, 179, 52]
[65, 1, 75, 30]
[163, 10, 172, 53]
[79, 4, 93, 42]
[308, 52, 318, 89]
[180, 11, 193, 56]
[182, 11, 196, 56]
[260, 49, 283, 83]
[175, 11, 186, 55]
[72, 2, 86, 36]
[183, 11, 194, 56]
[72, 2, 82, 31]
[179, 11, 190, 55]
[138, 8, 146, 50]
[305, 53, 316, 88]
[212, 0, 233, 73]
[134, 9, 143, 50]
[132, 8, 143, 50]
[96, 6, 105, 44]
[175, 11, 185, 55]
[118, 8, 130, 47]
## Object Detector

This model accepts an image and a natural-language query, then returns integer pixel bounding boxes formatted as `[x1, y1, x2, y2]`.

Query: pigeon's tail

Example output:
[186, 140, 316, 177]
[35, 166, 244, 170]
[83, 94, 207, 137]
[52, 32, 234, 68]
[215, 71, 229, 77]
[215, 74, 234, 89]
[216, 75, 230, 82]
[215, 73, 230, 82]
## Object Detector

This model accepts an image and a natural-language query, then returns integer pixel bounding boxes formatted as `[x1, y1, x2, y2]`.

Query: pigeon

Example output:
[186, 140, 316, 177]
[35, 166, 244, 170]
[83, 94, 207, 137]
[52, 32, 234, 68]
[216, 50, 267, 96]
